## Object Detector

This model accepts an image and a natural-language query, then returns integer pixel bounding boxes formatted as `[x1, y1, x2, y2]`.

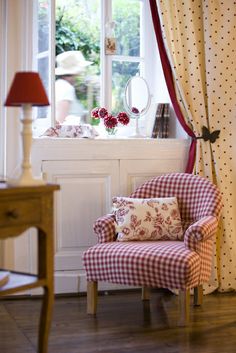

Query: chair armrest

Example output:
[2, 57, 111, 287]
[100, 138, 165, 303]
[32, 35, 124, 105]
[184, 215, 218, 250]
[93, 214, 116, 243]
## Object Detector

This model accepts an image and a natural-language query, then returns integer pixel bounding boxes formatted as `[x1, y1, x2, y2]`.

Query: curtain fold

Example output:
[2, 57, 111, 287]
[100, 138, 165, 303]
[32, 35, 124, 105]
[149, 0, 236, 292]
[149, 0, 196, 173]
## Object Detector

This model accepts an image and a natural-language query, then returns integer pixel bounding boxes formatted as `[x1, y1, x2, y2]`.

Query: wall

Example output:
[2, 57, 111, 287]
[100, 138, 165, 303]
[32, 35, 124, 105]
[0, 0, 33, 270]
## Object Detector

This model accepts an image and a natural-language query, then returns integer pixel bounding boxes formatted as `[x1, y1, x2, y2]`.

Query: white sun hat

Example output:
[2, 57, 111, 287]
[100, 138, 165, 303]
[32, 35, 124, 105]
[55, 50, 93, 76]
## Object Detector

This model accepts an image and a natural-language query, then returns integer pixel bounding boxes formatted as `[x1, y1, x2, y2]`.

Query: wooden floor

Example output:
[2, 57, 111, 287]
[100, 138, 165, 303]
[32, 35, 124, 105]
[0, 289, 236, 353]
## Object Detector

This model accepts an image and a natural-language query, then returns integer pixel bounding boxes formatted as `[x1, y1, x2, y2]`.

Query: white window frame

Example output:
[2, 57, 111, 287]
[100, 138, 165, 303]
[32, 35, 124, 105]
[33, 0, 55, 136]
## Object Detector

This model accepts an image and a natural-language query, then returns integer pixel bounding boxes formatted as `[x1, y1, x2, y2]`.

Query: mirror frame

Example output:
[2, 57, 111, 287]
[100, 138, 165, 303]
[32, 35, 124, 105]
[123, 76, 151, 117]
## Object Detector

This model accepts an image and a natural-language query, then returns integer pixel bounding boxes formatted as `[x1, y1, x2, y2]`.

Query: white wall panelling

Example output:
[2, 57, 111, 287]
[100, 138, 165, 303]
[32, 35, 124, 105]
[43, 160, 119, 271]
[120, 158, 186, 195]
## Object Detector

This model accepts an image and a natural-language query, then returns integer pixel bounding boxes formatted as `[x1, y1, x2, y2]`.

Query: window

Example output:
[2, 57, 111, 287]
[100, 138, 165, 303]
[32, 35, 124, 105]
[33, 0, 168, 137]
[33, 0, 54, 135]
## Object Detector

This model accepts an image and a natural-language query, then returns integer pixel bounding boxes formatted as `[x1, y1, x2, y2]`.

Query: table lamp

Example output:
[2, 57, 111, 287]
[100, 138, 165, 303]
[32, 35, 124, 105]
[5, 71, 49, 186]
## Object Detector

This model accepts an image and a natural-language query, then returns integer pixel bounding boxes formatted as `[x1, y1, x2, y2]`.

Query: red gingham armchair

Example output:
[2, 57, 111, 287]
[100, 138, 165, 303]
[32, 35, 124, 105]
[83, 173, 223, 326]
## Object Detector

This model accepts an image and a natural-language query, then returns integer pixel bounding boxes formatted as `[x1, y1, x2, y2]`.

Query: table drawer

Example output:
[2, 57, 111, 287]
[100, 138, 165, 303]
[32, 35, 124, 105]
[0, 198, 41, 227]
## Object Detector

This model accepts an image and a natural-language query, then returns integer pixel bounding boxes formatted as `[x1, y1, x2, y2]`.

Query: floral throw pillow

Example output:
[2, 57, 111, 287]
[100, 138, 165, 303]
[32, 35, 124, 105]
[41, 124, 99, 139]
[112, 197, 183, 241]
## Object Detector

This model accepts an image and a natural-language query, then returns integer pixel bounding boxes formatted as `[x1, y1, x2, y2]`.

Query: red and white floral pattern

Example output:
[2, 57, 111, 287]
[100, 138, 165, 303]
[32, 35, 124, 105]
[41, 124, 99, 138]
[112, 196, 183, 241]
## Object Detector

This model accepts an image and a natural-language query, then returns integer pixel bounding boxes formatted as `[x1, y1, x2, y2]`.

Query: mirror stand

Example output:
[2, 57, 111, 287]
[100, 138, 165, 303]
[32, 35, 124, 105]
[130, 114, 145, 138]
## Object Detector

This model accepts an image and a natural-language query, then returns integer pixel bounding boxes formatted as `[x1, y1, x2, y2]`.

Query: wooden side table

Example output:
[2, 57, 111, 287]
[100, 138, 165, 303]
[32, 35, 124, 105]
[0, 183, 60, 353]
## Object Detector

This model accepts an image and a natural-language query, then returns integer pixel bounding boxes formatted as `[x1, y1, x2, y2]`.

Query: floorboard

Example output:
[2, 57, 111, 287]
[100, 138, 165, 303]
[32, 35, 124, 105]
[0, 289, 236, 353]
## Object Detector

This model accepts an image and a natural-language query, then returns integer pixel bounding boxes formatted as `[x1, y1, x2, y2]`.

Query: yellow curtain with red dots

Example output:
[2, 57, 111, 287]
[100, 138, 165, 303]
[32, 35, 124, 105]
[155, 0, 236, 293]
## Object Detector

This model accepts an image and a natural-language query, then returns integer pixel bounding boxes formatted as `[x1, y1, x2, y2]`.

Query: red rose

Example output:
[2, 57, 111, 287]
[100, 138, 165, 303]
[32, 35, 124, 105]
[91, 107, 100, 119]
[132, 107, 139, 114]
[98, 107, 108, 118]
[117, 112, 130, 125]
[104, 115, 118, 129]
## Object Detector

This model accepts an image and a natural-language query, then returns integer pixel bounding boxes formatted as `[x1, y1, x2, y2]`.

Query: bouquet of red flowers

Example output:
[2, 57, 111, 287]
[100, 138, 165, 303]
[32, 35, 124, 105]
[91, 107, 130, 135]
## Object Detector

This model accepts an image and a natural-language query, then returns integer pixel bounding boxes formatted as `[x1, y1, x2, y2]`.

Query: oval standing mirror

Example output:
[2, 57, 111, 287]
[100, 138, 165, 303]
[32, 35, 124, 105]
[124, 76, 151, 138]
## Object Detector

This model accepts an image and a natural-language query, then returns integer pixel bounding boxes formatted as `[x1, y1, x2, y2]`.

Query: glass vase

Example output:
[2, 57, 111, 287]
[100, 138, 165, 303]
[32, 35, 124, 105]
[90, 117, 100, 126]
[106, 127, 117, 137]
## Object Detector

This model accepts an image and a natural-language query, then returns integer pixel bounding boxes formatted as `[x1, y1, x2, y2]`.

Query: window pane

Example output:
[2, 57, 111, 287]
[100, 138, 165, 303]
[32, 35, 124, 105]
[112, 61, 140, 113]
[112, 0, 140, 57]
[55, 0, 100, 124]
[37, 57, 49, 118]
[38, 0, 49, 53]
[36, 0, 50, 123]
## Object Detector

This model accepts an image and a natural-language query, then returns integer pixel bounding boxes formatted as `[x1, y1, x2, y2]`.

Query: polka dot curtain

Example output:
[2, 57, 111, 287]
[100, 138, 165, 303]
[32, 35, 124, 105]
[154, 0, 236, 293]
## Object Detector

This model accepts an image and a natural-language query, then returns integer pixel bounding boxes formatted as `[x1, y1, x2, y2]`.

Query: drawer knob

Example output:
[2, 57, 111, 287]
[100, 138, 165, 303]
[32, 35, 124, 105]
[6, 210, 19, 219]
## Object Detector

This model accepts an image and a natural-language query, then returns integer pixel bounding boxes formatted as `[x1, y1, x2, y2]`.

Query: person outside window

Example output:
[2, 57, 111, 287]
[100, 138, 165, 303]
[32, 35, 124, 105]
[55, 50, 92, 125]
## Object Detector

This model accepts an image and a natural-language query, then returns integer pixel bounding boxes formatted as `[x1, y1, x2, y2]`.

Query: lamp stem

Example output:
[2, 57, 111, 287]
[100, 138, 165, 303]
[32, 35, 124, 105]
[21, 104, 33, 176]
[9, 104, 45, 186]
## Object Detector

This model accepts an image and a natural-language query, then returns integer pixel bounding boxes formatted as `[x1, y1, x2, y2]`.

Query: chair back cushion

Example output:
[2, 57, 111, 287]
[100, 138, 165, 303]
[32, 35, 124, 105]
[113, 196, 183, 241]
[131, 173, 222, 231]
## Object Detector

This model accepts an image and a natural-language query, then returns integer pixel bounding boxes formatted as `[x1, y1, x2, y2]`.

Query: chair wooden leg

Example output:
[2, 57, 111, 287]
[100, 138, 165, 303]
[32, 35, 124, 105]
[141, 286, 150, 301]
[178, 289, 190, 327]
[194, 285, 203, 306]
[87, 281, 98, 315]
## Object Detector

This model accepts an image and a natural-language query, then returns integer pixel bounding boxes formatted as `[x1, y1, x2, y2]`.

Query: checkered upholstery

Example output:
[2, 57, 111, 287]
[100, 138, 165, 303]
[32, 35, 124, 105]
[83, 173, 223, 290]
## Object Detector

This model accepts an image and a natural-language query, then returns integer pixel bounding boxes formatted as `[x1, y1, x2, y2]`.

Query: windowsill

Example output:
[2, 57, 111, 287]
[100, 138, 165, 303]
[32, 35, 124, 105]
[35, 135, 189, 141]
[33, 111, 188, 139]
[32, 136, 190, 155]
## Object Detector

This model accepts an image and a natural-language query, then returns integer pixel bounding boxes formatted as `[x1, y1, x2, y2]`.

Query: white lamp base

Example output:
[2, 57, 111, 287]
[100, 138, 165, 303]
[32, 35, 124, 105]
[7, 175, 46, 187]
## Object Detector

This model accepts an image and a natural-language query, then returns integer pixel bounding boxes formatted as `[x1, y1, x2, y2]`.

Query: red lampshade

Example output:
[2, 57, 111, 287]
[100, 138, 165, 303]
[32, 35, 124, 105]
[5, 71, 50, 106]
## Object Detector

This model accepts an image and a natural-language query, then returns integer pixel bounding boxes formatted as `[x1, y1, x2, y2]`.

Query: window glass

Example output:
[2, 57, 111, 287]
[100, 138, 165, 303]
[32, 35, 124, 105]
[55, 0, 100, 124]
[38, 0, 49, 53]
[38, 57, 49, 118]
[111, 0, 141, 114]
[112, 0, 140, 57]
[36, 0, 50, 121]
[112, 61, 140, 113]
